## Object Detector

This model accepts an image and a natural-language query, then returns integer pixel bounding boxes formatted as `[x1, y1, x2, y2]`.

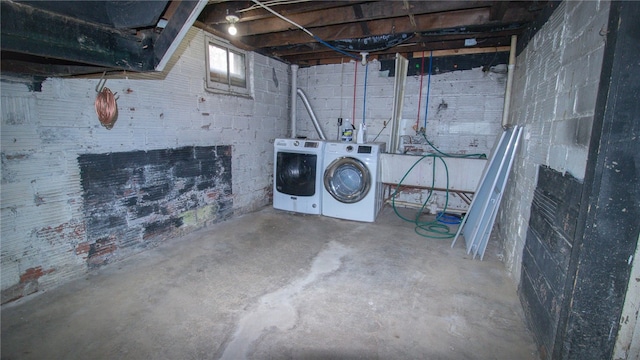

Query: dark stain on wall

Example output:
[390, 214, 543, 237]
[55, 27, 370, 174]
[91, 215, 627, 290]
[78, 145, 232, 268]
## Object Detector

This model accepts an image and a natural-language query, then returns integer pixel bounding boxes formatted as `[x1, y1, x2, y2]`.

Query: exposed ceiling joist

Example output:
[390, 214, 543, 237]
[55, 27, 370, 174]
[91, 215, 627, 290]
[197, 0, 548, 66]
[0, 0, 550, 77]
[1, 0, 206, 79]
[1, 0, 155, 72]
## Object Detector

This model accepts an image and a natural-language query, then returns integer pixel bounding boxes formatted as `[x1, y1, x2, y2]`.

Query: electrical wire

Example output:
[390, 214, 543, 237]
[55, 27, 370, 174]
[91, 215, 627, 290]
[371, 119, 389, 142]
[250, 0, 359, 59]
[241, 0, 312, 12]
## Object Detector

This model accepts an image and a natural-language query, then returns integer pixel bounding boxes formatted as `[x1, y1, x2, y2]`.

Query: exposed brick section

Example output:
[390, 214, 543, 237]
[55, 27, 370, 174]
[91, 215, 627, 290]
[1, 266, 56, 303]
[1, 28, 288, 303]
[36, 221, 86, 246]
[78, 146, 232, 268]
[19, 266, 55, 283]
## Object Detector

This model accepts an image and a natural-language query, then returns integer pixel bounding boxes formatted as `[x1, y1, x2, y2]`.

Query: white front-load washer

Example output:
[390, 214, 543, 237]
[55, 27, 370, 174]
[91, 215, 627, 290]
[273, 138, 324, 214]
[322, 142, 386, 222]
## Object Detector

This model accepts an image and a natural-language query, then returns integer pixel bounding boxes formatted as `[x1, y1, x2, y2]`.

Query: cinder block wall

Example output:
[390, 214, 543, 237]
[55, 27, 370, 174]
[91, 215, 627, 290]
[295, 60, 507, 211]
[0, 28, 290, 302]
[295, 60, 506, 156]
[497, 0, 610, 282]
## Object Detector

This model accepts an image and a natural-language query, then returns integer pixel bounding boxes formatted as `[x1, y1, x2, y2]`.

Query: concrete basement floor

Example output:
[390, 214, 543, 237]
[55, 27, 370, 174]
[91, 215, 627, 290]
[1, 206, 538, 360]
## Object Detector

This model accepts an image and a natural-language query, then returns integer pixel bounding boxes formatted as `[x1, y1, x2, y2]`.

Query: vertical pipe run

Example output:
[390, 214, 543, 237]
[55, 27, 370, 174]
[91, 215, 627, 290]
[502, 35, 517, 128]
[424, 51, 433, 130]
[390, 53, 409, 153]
[416, 51, 425, 130]
[352, 61, 358, 126]
[363, 61, 369, 125]
[290, 64, 298, 138]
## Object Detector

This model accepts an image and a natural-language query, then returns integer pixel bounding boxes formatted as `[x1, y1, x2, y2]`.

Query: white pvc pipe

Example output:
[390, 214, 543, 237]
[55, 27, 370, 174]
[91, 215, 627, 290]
[290, 64, 298, 138]
[501, 35, 517, 128]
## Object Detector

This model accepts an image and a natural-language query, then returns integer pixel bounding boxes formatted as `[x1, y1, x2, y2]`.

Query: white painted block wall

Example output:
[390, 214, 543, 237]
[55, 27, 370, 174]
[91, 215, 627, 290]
[295, 60, 506, 154]
[497, 0, 610, 282]
[0, 28, 290, 298]
[295, 60, 507, 211]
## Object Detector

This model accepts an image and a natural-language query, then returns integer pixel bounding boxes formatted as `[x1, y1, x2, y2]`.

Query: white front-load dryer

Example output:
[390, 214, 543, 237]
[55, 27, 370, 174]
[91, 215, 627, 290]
[322, 142, 386, 222]
[273, 138, 324, 214]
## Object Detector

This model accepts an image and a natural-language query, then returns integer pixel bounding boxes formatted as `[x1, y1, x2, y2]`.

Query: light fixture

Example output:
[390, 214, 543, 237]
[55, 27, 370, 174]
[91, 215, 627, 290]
[226, 12, 240, 36]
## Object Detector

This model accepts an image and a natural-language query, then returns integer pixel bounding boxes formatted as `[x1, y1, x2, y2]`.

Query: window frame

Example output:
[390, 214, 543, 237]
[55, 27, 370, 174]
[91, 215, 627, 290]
[204, 34, 252, 98]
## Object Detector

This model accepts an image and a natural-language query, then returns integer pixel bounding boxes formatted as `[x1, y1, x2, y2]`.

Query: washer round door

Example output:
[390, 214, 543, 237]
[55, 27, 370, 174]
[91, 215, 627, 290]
[324, 157, 371, 203]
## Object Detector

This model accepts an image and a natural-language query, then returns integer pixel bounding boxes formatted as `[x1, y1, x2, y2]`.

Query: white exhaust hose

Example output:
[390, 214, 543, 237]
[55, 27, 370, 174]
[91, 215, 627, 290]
[290, 64, 298, 138]
[502, 35, 517, 128]
[297, 89, 327, 140]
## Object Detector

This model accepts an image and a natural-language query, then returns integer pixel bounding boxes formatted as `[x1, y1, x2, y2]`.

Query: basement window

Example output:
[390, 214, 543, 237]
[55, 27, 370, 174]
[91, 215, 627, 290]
[205, 35, 252, 97]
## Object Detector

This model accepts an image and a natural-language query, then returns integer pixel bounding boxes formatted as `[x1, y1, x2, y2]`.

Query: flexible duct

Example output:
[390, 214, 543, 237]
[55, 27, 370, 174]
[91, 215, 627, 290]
[297, 88, 327, 140]
[290, 64, 298, 138]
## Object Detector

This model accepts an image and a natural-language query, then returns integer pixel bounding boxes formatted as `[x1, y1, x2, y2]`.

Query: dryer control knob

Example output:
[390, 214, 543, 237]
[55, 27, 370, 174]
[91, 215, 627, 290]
[293, 141, 300, 146]
[346, 145, 353, 152]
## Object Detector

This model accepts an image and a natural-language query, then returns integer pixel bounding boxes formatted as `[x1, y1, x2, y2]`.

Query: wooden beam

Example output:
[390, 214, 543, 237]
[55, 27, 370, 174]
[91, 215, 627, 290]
[489, 1, 509, 21]
[268, 27, 520, 57]
[201, 1, 363, 24]
[0, 1, 155, 72]
[0, 58, 111, 77]
[275, 39, 510, 66]
[242, 7, 492, 48]
[412, 46, 510, 58]
[229, 1, 492, 36]
[153, 0, 207, 70]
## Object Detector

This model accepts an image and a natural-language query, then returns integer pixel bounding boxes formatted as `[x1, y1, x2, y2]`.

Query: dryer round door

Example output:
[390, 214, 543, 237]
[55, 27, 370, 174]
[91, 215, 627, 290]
[324, 157, 371, 203]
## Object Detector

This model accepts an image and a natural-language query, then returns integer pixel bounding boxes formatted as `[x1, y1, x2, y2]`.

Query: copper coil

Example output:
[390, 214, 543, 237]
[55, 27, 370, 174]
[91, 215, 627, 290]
[95, 87, 118, 129]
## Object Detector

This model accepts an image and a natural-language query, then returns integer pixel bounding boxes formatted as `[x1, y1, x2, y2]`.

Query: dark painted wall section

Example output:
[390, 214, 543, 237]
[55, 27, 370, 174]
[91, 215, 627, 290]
[520, 3, 640, 359]
[78, 145, 232, 267]
[520, 166, 583, 358]
[558, 2, 640, 358]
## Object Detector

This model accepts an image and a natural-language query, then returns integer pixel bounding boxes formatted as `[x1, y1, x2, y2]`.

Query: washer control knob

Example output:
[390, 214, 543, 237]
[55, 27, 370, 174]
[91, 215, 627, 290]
[346, 145, 353, 152]
[293, 141, 300, 146]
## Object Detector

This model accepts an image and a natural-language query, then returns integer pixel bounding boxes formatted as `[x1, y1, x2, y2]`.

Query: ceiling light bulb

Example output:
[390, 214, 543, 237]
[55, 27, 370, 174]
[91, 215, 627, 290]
[228, 24, 237, 35]
[225, 13, 240, 36]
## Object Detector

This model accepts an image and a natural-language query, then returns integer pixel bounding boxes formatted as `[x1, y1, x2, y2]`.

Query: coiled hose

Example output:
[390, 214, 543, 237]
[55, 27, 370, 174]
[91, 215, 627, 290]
[391, 133, 485, 239]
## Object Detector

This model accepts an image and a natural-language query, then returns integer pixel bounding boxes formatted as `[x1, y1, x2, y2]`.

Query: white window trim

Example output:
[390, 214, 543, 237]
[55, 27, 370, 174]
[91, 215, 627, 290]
[205, 34, 253, 98]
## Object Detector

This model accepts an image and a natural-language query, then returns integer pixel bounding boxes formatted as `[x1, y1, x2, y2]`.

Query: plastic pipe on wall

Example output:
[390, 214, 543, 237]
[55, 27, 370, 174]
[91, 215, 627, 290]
[291, 64, 298, 138]
[501, 35, 517, 128]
